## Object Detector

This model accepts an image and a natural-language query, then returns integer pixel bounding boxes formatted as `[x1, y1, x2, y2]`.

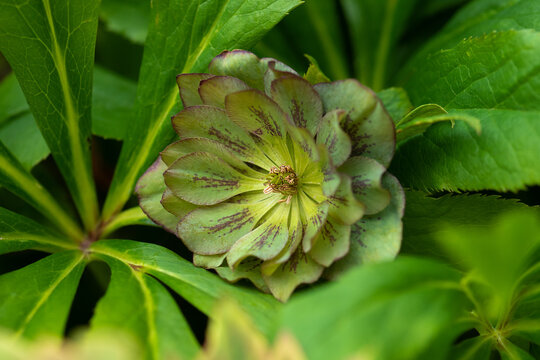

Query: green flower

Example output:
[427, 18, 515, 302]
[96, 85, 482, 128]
[137, 50, 404, 301]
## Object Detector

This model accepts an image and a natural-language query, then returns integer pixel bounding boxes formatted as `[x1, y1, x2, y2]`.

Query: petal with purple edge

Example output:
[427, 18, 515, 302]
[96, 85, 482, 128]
[171, 105, 273, 169]
[161, 138, 262, 178]
[208, 50, 266, 90]
[161, 188, 197, 219]
[315, 80, 395, 167]
[309, 219, 350, 267]
[340, 156, 391, 215]
[199, 76, 250, 108]
[263, 249, 324, 302]
[227, 205, 290, 268]
[270, 75, 322, 136]
[164, 152, 263, 205]
[135, 157, 178, 233]
[176, 73, 214, 107]
[325, 172, 404, 279]
[262, 59, 299, 95]
[316, 109, 352, 167]
[177, 196, 274, 255]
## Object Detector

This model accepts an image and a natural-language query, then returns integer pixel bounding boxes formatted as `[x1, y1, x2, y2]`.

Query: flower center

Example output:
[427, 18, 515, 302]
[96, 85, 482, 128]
[263, 165, 298, 198]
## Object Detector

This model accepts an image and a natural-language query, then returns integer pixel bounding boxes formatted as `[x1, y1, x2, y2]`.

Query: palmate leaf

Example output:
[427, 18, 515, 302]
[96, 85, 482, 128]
[102, 0, 302, 219]
[0, 230, 281, 358]
[393, 0, 540, 192]
[0, 0, 100, 230]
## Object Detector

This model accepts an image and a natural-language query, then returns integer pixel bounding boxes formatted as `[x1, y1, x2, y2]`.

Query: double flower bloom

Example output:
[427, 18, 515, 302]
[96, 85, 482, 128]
[138, 50, 404, 301]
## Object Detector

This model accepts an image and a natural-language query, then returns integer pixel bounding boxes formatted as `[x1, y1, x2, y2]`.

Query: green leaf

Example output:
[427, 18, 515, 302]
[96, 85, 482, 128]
[92, 66, 137, 140]
[0, 0, 100, 230]
[0, 74, 28, 125]
[0, 207, 75, 256]
[100, 0, 150, 44]
[400, 0, 540, 80]
[255, 0, 350, 81]
[0, 113, 49, 171]
[341, 0, 421, 90]
[89, 256, 199, 360]
[282, 257, 469, 360]
[90, 239, 281, 338]
[103, 0, 302, 219]
[0, 251, 85, 339]
[401, 190, 540, 260]
[303, 55, 331, 84]
[0, 141, 83, 240]
[0, 66, 137, 167]
[394, 29, 540, 192]
[396, 105, 481, 144]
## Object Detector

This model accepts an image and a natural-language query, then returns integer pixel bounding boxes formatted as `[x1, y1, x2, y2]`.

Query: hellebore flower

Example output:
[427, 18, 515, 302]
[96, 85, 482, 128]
[137, 50, 405, 301]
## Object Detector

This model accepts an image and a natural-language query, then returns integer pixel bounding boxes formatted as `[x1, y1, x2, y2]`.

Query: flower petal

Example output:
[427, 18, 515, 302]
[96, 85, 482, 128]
[270, 75, 323, 135]
[209, 50, 266, 90]
[263, 249, 324, 302]
[135, 157, 179, 233]
[309, 219, 350, 267]
[261, 199, 303, 276]
[199, 76, 250, 108]
[164, 152, 263, 205]
[161, 188, 197, 219]
[315, 79, 395, 167]
[161, 138, 262, 178]
[340, 156, 391, 215]
[300, 193, 329, 253]
[177, 196, 274, 255]
[193, 253, 227, 269]
[226, 89, 292, 165]
[227, 204, 290, 268]
[171, 105, 273, 169]
[262, 59, 299, 95]
[327, 175, 365, 225]
[316, 109, 352, 167]
[176, 73, 214, 107]
[326, 173, 404, 279]
[216, 258, 269, 293]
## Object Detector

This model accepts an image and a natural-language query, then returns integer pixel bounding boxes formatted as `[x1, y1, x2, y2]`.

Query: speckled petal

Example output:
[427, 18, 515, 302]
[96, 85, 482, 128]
[199, 76, 250, 108]
[309, 219, 350, 267]
[326, 172, 404, 279]
[315, 80, 395, 167]
[177, 193, 275, 255]
[225, 89, 292, 165]
[316, 109, 352, 167]
[327, 175, 365, 225]
[301, 192, 329, 253]
[270, 75, 322, 136]
[136, 157, 179, 233]
[227, 204, 290, 268]
[340, 156, 391, 215]
[171, 105, 273, 169]
[176, 73, 214, 107]
[161, 138, 262, 178]
[263, 249, 324, 302]
[164, 152, 263, 205]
